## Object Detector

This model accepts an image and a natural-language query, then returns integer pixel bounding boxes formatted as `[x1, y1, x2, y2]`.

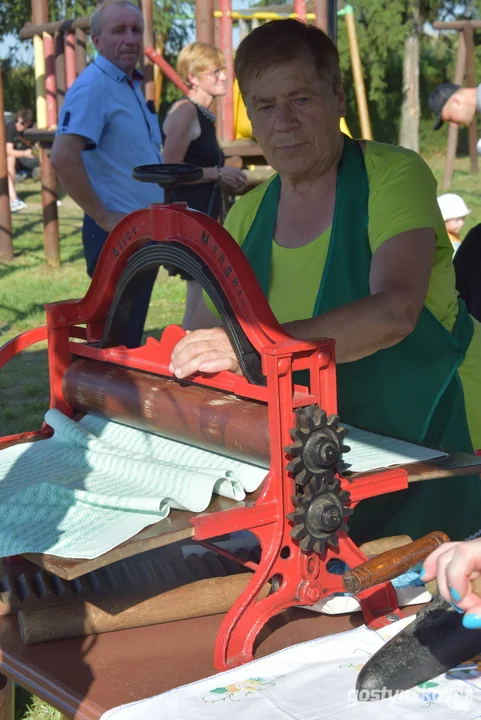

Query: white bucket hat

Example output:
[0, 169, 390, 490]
[437, 193, 472, 221]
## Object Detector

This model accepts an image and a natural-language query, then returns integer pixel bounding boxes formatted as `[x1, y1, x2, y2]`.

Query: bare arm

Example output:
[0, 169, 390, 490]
[6, 142, 34, 160]
[162, 101, 247, 190]
[50, 134, 123, 232]
[169, 227, 437, 377]
[284, 228, 437, 362]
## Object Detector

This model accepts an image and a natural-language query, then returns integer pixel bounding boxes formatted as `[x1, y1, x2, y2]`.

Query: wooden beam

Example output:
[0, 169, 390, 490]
[463, 24, 478, 175]
[20, 16, 91, 40]
[195, 0, 215, 44]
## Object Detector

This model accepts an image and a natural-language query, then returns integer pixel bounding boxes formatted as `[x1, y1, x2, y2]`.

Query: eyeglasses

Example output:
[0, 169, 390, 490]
[204, 67, 226, 80]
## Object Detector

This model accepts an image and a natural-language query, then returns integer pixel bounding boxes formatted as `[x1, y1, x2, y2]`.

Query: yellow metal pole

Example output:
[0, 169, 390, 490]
[33, 33, 47, 129]
[342, 5, 372, 140]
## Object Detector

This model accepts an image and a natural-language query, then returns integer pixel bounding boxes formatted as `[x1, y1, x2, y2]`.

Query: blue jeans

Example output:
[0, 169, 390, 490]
[82, 214, 158, 348]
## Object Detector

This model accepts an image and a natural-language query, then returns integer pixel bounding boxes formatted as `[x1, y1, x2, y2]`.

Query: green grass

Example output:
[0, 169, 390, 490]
[0, 180, 186, 438]
[1, 152, 481, 718]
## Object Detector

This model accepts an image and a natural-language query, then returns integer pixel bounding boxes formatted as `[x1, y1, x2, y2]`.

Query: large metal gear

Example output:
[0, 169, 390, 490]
[287, 474, 353, 554]
[285, 405, 349, 487]
[285, 405, 352, 554]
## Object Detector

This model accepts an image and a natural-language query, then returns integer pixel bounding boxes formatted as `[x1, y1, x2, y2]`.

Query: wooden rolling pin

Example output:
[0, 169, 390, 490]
[359, 535, 412, 558]
[19, 572, 270, 646]
[342, 531, 449, 594]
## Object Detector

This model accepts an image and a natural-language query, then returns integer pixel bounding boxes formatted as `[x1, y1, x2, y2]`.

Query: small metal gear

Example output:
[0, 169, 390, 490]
[287, 474, 353, 554]
[285, 405, 350, 487]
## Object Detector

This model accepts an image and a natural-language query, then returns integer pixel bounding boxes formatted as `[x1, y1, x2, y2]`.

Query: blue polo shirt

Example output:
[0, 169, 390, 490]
[57, 55, 163, 212]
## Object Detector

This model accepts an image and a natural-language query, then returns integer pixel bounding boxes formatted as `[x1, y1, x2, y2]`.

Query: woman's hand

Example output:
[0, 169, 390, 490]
[169, 328, 242, 378]
[422, 539, 481, 628]
[219, 166, 248, 193]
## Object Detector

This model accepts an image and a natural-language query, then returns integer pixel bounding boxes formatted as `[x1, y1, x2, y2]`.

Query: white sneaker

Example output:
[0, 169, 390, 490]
[10, 199, 27, 213]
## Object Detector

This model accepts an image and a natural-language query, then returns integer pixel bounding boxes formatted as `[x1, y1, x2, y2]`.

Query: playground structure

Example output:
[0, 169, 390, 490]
[433, 19, 480, 190]
[0, 0, 373, 267]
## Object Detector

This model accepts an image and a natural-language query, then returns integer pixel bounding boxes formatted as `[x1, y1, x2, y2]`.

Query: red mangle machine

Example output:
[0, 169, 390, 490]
[0, 165, 470, 671]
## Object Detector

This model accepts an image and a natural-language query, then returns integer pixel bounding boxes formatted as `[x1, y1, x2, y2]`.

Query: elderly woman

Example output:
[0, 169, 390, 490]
[170, 20, 481, 543]
[162, 42, 247, 328]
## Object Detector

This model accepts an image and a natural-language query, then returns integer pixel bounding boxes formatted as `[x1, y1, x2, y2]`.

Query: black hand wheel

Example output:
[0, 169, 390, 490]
[132, 163, 203, 203]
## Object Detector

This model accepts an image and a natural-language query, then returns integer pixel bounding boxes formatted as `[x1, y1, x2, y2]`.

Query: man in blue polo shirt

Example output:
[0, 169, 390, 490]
[51, 0, 162, 346]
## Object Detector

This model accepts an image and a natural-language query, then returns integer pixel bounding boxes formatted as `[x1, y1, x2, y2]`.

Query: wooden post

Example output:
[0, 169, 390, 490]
[31, 0, 60, 267]
[65, 31, 77, 88]
[463, 23, 478, 175]
[195, 0, 215, 45]
[40, 146, 60, 268]
[218, 0, 234, 142]
[443, 32, 466, 190]
[313, 0, 328, 32]
[294, 0, 308, 22]
[75, 28, 87, 75]
[141, 0, 154, 105]
[55, 32, 66, 112]
[344, 6, 372, 140]
[44, 32, 58, 128]
[0, 67, 13, 264]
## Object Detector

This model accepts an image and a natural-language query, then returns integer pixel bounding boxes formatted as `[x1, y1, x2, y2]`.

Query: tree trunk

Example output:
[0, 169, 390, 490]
[399, 1, 420, 152]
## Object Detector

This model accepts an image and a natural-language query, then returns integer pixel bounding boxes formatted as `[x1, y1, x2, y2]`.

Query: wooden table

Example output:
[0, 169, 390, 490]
[0, 602, 419, 719]
[0, 450, 479, 718]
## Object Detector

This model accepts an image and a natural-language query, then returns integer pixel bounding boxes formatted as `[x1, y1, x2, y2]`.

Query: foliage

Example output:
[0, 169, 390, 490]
[249, 0, 481, 148]
[1, 62, 35, 113]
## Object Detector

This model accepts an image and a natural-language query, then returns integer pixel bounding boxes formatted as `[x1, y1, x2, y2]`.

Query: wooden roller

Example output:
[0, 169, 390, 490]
[18, 572, 270, 646]
[342, 531, 449, 594]
[63, 359, 270, 467]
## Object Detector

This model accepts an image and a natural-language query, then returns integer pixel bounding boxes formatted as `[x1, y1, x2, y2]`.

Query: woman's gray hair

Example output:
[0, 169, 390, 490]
[90, 0, 143, 36]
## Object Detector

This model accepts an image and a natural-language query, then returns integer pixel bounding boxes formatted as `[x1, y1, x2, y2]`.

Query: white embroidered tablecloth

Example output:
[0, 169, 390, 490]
[101, 616, 481, 719]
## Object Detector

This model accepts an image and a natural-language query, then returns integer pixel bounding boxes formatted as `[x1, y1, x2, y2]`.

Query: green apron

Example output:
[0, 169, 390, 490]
[242, 136, 481, 543]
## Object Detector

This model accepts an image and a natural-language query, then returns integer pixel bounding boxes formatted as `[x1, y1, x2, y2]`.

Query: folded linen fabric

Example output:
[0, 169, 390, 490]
[0, 409, 267, 559]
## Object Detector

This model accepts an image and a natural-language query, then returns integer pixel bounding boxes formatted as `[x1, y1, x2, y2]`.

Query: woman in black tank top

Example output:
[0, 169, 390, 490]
[162, 42, 248, 329]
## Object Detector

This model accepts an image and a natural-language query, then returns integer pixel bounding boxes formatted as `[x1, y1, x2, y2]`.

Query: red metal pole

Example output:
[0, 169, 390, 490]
[141, 0, 154, 104]
[195, 0, 215, 44]
[44, 32, 58, 127]
[65, 31, 77, 88]
[313, 0, 328, 31]
[218, 0, 234, 142]
[0, 67, 13, 263]
[294, 0, 308, 22]
[144, 47, 189, 95]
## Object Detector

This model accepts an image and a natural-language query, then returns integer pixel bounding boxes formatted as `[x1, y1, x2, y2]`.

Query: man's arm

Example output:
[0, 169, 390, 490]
[169, 227, 436, 377]
[6, 142, 34, 160]
[50, 134, 123, 232]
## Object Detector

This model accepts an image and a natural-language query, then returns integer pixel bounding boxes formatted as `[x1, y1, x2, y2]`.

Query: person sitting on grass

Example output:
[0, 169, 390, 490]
[6, 108, 39, 213]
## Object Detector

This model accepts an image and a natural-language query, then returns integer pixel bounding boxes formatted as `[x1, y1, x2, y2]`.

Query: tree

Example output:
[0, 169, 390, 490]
[399, 0, 421, 150]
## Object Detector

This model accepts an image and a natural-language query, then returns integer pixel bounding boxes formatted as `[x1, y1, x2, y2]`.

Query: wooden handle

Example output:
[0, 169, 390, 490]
[425, 574, 481, 598]
[342, 531, 449, 594]
[18, 573, 269, 646]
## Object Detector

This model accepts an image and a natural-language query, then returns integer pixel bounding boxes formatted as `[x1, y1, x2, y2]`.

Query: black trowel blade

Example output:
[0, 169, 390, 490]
[356, 595, 481, 701]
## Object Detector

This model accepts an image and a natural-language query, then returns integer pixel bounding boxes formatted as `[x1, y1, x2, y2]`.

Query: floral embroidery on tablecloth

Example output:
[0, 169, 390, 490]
[202, 676, 285, 704]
